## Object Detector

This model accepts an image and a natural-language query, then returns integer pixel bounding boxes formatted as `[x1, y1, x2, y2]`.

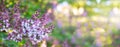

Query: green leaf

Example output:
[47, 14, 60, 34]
[3, 40, 19, 47]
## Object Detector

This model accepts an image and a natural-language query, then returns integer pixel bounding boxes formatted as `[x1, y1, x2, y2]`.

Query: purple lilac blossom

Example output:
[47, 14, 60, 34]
[0, 4, 54, 44]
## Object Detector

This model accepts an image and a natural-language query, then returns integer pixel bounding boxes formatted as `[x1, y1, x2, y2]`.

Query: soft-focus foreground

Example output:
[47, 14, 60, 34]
[0, 0, 120, 47]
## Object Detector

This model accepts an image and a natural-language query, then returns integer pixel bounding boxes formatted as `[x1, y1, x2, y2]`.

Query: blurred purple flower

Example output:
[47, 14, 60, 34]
[62, 40, 70, 47]
[57, 20, 63, 28]
[82, 11, 87, 16]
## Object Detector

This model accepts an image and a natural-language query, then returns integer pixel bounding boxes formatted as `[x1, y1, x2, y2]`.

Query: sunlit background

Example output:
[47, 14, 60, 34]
[0, 0, 120, 47]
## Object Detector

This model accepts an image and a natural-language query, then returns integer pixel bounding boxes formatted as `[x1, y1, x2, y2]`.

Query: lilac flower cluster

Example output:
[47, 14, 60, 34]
[0, 4, 54, 44]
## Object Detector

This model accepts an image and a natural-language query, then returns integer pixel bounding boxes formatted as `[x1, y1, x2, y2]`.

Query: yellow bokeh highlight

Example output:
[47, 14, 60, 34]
[7, 29, 13, 33]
